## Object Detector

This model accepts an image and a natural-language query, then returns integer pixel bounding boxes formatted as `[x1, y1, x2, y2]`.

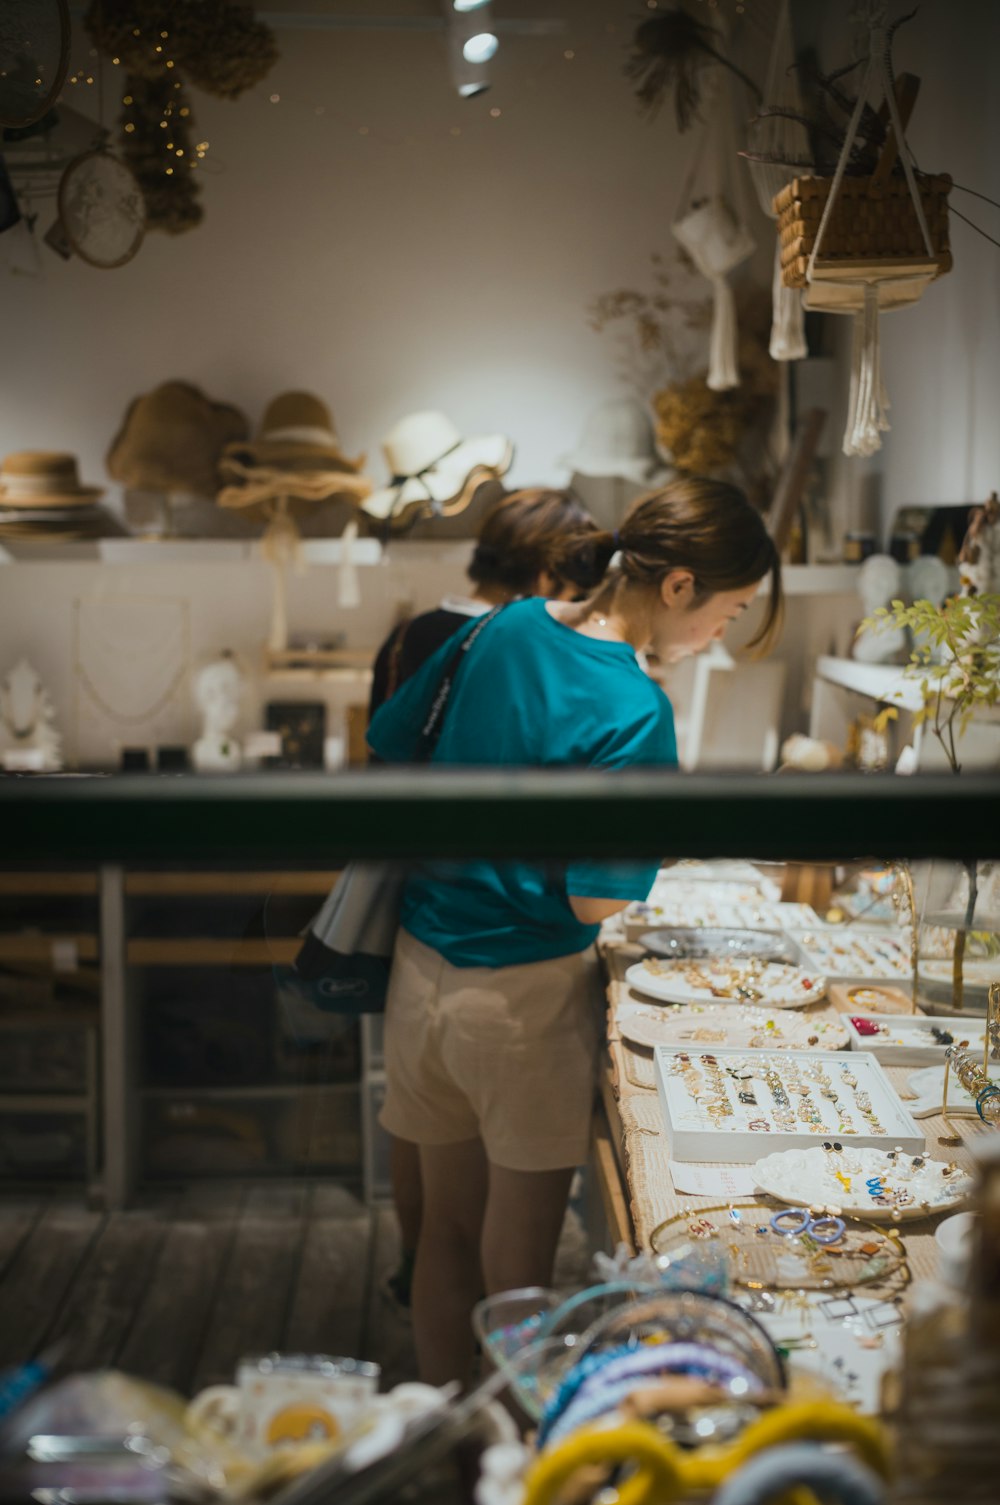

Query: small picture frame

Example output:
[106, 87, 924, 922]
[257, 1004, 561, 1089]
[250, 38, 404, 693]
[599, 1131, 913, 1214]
[264, 701, 326, 768]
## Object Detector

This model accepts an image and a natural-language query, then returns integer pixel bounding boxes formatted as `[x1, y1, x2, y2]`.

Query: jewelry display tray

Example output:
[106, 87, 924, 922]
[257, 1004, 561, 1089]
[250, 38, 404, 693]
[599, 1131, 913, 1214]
[845, 1014, 987, 1066]
[653, 1045, 925, 1164]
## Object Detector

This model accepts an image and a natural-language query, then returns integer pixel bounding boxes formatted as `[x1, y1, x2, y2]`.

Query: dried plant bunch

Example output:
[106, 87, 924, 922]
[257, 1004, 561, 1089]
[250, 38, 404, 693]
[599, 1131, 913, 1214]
[84, 0, 278, 234]
[742, 9, 918, 177]
[625, 7, 760, 131]
[118, 74, 202, 235]
[84, 1, 277, 98]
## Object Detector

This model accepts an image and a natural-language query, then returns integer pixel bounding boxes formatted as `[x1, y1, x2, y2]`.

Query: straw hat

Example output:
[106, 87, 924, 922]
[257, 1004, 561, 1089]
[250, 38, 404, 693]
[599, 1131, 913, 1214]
[107, 381, 248, 498]
[0, 451, 104, 509]
[559, 399, 670, 486]
[221, 391, 365, 474]
[362, 411, 513, 524]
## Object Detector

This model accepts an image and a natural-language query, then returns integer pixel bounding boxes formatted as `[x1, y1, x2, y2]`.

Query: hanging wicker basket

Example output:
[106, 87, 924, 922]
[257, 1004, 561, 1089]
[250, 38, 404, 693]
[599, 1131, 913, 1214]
[773, 173, 953, 288]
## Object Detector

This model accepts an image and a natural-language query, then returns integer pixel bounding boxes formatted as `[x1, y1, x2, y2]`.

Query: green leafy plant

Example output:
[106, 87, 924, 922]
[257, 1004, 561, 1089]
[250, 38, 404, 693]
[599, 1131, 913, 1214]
[858, 593, 1000, 775]
[859, 591, 1000, 1009]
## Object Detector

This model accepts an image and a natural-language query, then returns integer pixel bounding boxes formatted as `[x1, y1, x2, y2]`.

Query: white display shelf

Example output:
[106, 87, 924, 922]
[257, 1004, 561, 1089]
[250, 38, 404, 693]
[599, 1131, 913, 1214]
[653, 1045, 924, 1163]
[814, 655, 925, 712]
[0, 538, 384, 566]
[845, 1013, 987, 1066]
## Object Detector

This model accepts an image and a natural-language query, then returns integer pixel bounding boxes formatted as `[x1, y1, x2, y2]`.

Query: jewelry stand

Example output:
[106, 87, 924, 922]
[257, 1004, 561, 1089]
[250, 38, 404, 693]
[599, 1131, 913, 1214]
[893, 860, 920, 1014]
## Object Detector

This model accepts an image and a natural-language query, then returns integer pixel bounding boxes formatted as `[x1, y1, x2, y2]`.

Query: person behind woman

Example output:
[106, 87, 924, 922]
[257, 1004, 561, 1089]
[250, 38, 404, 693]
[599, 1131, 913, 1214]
[366, 477, 782, 1386]
[298, 489, 601, 1312]
[368, 487, 600, 719]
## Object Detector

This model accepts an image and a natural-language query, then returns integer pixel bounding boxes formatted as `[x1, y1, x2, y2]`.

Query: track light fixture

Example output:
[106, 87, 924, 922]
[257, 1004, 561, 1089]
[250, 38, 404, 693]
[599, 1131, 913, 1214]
[444, 0, 498, 98]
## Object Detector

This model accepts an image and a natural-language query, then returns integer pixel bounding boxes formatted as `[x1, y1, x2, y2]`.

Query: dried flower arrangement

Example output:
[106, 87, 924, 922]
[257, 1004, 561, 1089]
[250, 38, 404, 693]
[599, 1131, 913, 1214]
[589, 253, 778, 491]
[625, 8, 760, 131]
[116, 74, 202, 236]
[84, 0, 278, 234]
[741, 12, 917, 179]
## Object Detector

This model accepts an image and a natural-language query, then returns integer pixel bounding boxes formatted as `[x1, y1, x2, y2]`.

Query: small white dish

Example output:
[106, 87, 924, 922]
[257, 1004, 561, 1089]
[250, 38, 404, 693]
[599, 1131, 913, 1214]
[753, 1144, 972, 1222]
[626, 959, 825, 1010]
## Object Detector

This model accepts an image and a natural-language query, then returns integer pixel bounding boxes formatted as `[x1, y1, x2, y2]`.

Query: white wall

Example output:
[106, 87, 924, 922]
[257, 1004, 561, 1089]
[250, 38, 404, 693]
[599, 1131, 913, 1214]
[1, 0, 727, 494]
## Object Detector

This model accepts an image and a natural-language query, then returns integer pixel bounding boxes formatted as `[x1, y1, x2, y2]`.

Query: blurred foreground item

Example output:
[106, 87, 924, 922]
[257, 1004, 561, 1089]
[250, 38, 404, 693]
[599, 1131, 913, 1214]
[889, 1141, 1000, 1501]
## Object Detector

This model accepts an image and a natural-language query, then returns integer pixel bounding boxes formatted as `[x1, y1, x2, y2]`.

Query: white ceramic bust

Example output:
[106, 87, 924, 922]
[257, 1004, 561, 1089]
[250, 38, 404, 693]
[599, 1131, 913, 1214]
[191, 653, 244, 772]
[0, 658, 62, 770]
[853, 554, 907, 663]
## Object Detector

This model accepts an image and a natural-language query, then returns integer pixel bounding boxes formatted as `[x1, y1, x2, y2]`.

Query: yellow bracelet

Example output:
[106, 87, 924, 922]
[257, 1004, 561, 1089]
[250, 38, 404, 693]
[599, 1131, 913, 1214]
[521, 1421, 681, 1505]
[521, 1401, 890, 1505]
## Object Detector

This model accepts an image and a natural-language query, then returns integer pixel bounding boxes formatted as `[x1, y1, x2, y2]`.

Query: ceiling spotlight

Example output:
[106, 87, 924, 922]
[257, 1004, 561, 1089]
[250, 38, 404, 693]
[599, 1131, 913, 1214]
[462, 31, 498, 64]
[444, 0, 498, 98]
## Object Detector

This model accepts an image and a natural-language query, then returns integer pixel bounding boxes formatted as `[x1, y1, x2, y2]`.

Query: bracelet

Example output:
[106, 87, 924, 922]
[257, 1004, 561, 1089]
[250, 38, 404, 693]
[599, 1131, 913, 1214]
[769, 1208, 845, 1245]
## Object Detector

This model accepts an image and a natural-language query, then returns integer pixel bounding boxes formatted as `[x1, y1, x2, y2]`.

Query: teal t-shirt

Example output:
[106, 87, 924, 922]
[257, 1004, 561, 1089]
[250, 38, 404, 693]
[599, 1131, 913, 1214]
[367, 597, 677, 967]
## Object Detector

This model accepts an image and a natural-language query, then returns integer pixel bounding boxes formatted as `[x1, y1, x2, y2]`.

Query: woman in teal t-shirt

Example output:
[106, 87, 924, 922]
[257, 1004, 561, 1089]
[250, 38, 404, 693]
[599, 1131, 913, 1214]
[367, 477, 782, 1387]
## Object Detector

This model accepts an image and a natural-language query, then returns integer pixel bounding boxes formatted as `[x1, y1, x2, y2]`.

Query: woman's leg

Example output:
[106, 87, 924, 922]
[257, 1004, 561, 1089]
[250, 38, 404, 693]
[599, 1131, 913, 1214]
[413, 1136, 489, 1387]
[385, 1134, 422, 1305]
[480, 1163, 575, 1296]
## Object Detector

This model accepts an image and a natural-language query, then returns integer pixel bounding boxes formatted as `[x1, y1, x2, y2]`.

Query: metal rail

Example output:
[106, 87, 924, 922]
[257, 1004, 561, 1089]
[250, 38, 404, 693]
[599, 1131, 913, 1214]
[1, 770, 995, 863]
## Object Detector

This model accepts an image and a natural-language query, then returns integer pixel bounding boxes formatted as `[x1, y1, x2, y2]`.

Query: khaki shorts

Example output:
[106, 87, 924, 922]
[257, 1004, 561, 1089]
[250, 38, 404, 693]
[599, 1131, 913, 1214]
[379, 927, 603, 1172]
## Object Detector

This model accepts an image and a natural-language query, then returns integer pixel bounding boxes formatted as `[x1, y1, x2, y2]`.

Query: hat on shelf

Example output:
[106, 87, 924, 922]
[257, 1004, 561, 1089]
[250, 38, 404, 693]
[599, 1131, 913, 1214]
[0, 451, 104, 508]
[107, 381, 248, 498]
[362, 410, 513, 527]
[559, 399, 670, 486]
[0, 452, 127, 540]
[221, 391, 367, 475]
[217, 390, 373, 516]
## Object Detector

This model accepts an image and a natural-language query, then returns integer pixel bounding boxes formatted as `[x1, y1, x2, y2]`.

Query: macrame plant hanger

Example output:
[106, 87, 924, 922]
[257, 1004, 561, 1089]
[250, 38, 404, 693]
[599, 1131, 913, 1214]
[744, 0, 809, 361]
[672, 67, 756, 392]
[806, 2, 938, 457]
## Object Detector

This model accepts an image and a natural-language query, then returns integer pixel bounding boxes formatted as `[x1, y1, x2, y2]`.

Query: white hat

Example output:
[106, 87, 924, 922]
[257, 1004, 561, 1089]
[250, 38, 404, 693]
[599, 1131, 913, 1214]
[559, 400, 669, 486]
[362, 411, 512, 523]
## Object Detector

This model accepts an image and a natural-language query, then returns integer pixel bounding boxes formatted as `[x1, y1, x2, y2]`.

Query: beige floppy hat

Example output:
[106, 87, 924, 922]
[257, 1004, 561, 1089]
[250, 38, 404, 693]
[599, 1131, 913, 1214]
[0, 451, 104, 509]
[221, 391, 367, 474]
[107, 381, 248, 498]
[362, 410, 513, 525]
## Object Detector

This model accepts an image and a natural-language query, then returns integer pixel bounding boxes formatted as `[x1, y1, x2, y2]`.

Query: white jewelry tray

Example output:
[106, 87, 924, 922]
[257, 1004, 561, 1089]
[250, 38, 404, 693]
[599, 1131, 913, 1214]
[786, 927, 912, 982]
[653, 1045, 925, 1164]
[846, 1013, 987, 1066]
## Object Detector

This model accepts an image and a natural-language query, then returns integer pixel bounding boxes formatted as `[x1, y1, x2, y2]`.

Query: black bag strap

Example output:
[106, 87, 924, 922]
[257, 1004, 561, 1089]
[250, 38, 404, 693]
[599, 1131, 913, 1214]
[413, 603, 507, 762]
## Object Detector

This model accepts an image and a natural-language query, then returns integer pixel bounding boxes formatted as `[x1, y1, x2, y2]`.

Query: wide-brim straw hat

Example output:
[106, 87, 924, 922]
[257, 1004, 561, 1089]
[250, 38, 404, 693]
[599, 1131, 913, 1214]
[221, 391, 366, 474]
[107, 381, 248, 498]
[0, 451, 105, 509]
[363, 410, 513, 522]
[559, 399, 671, 486]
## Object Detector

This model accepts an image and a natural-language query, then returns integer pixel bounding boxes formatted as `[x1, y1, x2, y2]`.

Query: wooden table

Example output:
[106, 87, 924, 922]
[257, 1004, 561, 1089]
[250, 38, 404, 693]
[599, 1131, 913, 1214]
[592, 923, 988, 1284]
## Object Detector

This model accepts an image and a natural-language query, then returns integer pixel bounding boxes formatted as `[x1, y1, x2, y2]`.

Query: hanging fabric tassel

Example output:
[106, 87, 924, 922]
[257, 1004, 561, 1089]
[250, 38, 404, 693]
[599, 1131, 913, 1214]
[707, 272, 740, 390]
[672, 66, 754, 393]
[769, 240, 808, 361]
[844, 283, 891, 456]
[746, 0, 810, 363]
[338, 516, 361, 610]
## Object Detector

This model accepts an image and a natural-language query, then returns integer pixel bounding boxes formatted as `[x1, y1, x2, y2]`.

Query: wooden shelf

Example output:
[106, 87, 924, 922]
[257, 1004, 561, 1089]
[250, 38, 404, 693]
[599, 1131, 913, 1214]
[0, 934, 98, 964]
[0, 873, 97, 896]
[126, 938, 300, 966]
[140, 1082, 358, 1101]
[0, 1009, 99, 1029]
[124, 871, 340, 897]
[0, 1093, 91, 1113]
[262, 667, 373, 684]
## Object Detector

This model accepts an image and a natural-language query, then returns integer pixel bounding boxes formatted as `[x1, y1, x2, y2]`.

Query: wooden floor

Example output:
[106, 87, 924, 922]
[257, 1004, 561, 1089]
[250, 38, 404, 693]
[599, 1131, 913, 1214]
[0, 1180, 593, 1398]
[0, 1180, 416, 1395]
